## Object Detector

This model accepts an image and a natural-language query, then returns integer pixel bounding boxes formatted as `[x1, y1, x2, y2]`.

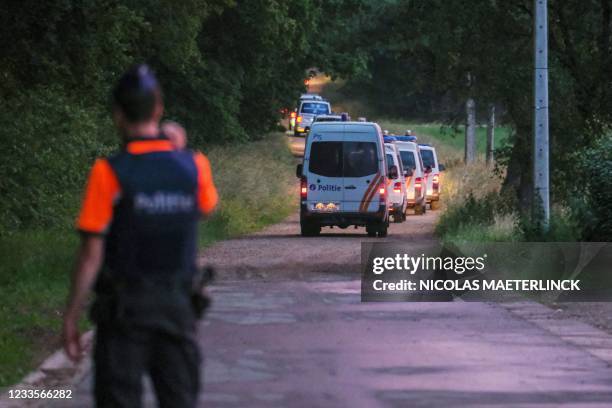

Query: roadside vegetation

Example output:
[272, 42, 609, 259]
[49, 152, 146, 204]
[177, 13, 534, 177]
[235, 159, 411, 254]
[0, 133, 296, 387]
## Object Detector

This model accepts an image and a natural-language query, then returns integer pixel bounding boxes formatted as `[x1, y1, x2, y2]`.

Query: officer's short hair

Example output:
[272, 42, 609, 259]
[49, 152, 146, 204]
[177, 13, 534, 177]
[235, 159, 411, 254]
[113, 64, 162, 122]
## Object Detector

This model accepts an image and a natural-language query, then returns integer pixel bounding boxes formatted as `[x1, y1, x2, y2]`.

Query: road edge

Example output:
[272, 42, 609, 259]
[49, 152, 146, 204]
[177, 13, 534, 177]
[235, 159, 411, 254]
[0, 331, 93, 408]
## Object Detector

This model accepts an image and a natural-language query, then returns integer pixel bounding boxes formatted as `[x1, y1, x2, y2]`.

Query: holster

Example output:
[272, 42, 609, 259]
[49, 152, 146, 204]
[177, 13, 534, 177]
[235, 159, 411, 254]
[190, 266, 215, 319]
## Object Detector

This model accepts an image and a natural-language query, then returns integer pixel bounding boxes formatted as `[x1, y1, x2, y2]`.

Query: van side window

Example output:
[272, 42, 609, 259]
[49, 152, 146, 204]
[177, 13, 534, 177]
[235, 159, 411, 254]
[344, 142, 378, 177]
[309, 142, 343, 177]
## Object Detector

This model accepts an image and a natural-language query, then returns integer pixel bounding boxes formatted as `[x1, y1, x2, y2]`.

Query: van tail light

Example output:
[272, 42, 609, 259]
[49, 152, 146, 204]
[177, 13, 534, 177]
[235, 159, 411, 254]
[290, 111, 296, 119]
[379, 183, 386, 203]
[297, 116, 303, 123]
[414, 177, 422, 189]
[300, 177, 308, 199]
[393, 182, 402, 194]
[414, 177, 423, 196]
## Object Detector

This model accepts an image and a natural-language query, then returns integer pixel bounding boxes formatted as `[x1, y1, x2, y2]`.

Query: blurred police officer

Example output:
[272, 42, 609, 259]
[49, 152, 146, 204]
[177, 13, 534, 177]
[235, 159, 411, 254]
[62, 64, 218, 407]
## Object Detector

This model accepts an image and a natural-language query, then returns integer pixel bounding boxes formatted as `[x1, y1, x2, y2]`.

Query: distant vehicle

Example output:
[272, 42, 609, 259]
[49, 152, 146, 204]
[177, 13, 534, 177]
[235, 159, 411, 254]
[419, 144, 445, 210]
[313, 113, 351, 123]
[385, 142, 407, 222]
[394, 141, 427, 215]
[294, 99, 332, 137]
[296, 121, 390, 237]
[313, 114, 342, 123]
[300, 93, 324, 101]
[289, 109, 297, 131]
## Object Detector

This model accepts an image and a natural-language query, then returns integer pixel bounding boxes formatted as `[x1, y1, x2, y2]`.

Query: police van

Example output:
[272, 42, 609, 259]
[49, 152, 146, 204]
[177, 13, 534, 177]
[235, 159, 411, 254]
[419, 144, 445, 210]
[296, 122, 391, 237]
[384, 140, 407, 222]
[394, 140, 427, 215]
[294, 99, 332, 136]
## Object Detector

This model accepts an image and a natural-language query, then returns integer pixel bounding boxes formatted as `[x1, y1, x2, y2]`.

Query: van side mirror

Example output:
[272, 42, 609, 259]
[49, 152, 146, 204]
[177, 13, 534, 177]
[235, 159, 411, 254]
[439, 164, 445, 171]
[389, 165, 398, 180]
[296, 163, 303, 178]
[404, 168, 413, 178]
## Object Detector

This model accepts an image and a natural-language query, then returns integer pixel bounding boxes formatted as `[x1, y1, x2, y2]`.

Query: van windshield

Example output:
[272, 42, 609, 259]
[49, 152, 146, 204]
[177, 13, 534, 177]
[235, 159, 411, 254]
[421, 149, 435, 168]
[399, 150, 417, 170]
[309, 141, 378, 178]
[300, 102, 330, 115]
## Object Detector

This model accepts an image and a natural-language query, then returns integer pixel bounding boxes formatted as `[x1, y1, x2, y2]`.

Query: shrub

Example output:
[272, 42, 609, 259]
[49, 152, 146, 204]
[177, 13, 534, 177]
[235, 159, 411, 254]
[578, 134, 612, 240]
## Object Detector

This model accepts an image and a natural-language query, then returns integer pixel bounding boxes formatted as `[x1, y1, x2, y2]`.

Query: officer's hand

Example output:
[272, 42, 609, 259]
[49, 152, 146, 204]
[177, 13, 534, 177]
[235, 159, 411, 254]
[62, 312, 82, 362]
[162, 121, 187, 150]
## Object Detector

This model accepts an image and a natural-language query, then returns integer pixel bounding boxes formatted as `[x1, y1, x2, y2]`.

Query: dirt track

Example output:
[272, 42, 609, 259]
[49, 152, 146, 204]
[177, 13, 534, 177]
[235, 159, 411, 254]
[47, 208, 612, 408]
[202, 211, 438, 282]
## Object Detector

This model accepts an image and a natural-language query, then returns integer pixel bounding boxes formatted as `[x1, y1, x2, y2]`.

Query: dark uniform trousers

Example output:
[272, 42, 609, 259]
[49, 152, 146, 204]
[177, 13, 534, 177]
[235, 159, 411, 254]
[93, 285, 201, 408]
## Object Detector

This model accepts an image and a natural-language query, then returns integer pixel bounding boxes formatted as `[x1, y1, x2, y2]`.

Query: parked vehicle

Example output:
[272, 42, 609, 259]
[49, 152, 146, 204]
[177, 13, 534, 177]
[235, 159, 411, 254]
[394, 141, 427, 215]
[418, 144, 445, 210]
[385, 142, 407, 222]
[297, 121, 390, 237]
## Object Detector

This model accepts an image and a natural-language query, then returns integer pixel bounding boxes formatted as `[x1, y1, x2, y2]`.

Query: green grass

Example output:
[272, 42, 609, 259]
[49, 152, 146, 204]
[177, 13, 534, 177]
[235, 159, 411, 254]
[378, 120, 511, 166]
[0, 231, 77, 386]
[0, 132, 296, 387]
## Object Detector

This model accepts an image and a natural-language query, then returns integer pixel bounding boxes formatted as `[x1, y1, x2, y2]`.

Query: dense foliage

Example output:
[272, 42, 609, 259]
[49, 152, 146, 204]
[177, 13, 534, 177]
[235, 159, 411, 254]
[0, 0, 329, 231]
[331, 0, 612, 239]
[2, 0, 611, 239]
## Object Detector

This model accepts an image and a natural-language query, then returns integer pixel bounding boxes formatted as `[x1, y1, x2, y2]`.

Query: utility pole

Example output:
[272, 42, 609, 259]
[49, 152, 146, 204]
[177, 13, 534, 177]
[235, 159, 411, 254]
[534, 0, 550, 229]
[486, 104, 495, 165]
[465, 98, 476, 163]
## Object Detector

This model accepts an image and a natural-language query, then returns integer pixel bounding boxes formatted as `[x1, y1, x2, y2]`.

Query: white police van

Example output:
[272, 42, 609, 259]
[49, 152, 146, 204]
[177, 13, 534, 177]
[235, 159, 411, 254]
[394, 140, 427, 215]
[294, 99, 332, 136]
[384, 141, 407, 222]
[419, 144, 445, 210]
[296, 122, 391, 237]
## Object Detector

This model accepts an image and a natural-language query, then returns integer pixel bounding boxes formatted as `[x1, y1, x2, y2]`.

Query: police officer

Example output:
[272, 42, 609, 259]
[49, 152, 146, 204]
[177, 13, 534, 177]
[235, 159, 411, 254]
[62, 64, 218, 407]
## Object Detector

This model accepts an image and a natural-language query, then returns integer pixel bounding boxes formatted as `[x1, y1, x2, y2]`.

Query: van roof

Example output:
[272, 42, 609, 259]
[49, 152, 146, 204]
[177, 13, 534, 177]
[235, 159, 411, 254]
[394, 140, 418, 150]
[310, 121, 379, 131]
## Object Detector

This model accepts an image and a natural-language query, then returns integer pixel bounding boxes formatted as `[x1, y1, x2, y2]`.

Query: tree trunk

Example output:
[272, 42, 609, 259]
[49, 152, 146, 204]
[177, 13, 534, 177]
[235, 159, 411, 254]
[486, 104, 495, 165]
[465, 98, 477, 163]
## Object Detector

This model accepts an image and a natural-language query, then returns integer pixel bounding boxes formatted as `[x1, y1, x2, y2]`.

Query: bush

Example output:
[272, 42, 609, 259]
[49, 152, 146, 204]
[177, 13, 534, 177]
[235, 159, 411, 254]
[0, 86, 114, 232]
[578, 134, 612, 240]
[436, 191, 517, 240]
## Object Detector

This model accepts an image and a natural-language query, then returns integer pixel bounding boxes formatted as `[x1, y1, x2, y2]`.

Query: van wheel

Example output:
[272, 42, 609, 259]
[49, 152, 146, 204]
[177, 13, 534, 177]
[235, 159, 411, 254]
[377, 224, 388, 238]
[301, 221, 320, 237]
[431, 200, 441, 211]
[366, 224, 377, 237]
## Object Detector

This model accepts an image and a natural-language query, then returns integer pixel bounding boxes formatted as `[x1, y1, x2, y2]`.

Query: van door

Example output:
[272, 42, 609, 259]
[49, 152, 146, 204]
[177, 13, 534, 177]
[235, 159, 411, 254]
[342, 130, 382, 213]
[304, 131, 344, 212]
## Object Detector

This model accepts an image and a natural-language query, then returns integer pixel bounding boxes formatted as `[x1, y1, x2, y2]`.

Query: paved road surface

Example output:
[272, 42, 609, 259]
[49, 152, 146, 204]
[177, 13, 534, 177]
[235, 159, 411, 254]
[48, 212, 612, 407]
